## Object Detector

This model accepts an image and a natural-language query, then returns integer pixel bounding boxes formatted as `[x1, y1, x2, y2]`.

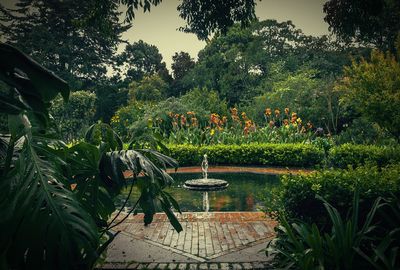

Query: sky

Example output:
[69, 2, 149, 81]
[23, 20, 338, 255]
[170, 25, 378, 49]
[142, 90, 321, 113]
[123, 0, 330, 70]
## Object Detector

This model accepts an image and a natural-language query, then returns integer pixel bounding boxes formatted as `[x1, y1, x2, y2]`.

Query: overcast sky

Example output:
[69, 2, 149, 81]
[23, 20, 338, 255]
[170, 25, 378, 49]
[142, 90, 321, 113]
[124, 0, 330, 70]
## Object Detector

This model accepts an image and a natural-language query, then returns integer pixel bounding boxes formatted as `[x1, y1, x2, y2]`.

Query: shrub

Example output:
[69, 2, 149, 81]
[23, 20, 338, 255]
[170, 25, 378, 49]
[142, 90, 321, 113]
[328, 143, 400, 168]
[51, 90, 97, 142]
[269, 165, 400, 226]
[165, 143, 324, 167]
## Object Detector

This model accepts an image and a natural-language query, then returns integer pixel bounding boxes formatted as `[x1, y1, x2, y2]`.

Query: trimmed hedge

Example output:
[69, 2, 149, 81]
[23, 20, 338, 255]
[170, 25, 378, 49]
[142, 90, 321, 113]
[163, 143, 400, 168]
[271, 164, 400, 226]
[165, 143, 324, 167]
[328, 143, 400, 168]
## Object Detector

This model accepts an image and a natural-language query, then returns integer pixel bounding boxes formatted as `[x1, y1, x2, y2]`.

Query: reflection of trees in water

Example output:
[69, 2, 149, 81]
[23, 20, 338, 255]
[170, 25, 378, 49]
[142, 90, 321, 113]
[117, 173, 279, 211]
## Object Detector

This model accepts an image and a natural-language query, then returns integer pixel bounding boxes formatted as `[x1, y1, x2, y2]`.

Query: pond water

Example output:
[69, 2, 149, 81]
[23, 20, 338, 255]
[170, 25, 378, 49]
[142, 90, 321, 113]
[116, 172, 280, 212]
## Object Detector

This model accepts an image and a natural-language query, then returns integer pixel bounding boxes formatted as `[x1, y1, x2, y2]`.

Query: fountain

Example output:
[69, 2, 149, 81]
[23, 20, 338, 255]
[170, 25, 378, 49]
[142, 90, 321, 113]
[183, 154, 229, 191]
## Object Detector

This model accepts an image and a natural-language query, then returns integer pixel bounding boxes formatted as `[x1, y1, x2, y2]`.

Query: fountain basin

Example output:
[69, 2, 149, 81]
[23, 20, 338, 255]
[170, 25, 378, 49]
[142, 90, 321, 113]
[183, 178, 229, 191]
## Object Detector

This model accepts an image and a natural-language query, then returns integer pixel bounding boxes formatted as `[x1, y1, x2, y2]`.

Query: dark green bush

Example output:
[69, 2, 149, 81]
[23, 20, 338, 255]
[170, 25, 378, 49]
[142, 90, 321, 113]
[329, 143, 400, 168]
[165, 143, 324, 167]
[270, 165, 400, 227]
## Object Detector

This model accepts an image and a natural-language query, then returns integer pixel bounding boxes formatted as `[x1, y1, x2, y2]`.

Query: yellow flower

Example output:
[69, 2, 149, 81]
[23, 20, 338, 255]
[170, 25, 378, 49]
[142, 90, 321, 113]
[210, 129, 215, 136]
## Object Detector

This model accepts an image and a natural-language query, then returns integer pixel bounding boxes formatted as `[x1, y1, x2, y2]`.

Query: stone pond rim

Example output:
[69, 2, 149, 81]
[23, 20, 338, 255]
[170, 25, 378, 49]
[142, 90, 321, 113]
[183, 178, 229, 191]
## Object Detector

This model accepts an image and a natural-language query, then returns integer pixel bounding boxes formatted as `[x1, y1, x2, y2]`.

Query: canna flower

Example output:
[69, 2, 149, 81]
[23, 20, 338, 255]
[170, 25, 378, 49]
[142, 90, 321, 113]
[284, 107, 290, 115]
[180, 115, 187, 126]
[283, 119, 289, 126]
[264, 108, 272, 116]
[241, 112, 247, 120]
[274, 109, 280, 117]
[269, 120, 275, 128]
[191, 117, 198, 127]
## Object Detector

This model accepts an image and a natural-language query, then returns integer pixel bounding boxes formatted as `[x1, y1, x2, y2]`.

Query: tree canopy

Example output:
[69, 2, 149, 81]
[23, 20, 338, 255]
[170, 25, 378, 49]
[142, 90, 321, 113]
[323, 0, 400, 51]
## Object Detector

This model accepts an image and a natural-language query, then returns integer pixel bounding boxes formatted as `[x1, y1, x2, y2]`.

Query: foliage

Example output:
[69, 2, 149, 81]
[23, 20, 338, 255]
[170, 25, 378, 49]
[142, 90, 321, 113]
[182, 19, 354, 105]
[266, 165, 400, 227]
[94, 80, 129, 123]
[177, 0, 257, 41]
[116, 40, 170, 84]
[0, 0, 129, 88]
[328, 143, 400, 168]
[248, 69, 343, 134]
[335, 117, 398, 146]
[336, 47, 400, 141]
[128, 74, 168, 102]
[267, 191, 385, 270]
[0, 43, 182, 269]
[164, 107, 317, 145]
[323, 0, 400, 51]
[110, 102, 148, 140]
[51, 90, 97, 142]
[164, 143, 324, 167]
[171, 51, 196, 81]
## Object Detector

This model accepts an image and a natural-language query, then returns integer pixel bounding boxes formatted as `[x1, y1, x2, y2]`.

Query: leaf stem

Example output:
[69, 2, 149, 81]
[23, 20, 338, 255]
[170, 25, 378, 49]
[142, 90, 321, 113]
[101, 174, 138, 236]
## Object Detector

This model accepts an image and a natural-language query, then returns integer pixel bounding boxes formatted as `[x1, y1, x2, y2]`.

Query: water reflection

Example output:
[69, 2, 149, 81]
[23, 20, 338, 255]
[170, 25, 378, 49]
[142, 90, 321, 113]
[116, 172, 280, 212]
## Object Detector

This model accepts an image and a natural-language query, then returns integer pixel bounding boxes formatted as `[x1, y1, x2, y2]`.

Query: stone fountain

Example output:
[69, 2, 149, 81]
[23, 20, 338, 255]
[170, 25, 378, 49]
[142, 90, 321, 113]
[183, 154, 229, 191]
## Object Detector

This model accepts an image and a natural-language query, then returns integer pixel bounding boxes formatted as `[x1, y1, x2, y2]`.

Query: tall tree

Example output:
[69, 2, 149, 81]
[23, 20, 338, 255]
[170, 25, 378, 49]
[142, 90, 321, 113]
[323, 0, 400, 51]
[0, 0, 130, 88]
[171, 51, 195, 80]
[117, 40, 171, 84]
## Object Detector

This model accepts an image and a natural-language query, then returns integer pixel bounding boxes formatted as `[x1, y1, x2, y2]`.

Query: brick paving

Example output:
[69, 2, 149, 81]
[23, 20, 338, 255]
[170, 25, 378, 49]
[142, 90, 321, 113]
[100, 212, 277, 270]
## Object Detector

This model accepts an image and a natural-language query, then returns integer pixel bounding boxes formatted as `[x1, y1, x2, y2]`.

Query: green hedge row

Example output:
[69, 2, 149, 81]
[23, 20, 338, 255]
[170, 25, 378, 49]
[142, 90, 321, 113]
[165, 143, 324, 167]
[328, 143, 400, 168]
[163, 143, 400, 168]
[270, 164, 400, 226]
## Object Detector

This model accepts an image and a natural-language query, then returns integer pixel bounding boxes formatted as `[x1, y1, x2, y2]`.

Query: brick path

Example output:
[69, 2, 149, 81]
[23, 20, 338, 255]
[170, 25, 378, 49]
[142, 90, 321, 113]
[100, 212, 277, 270]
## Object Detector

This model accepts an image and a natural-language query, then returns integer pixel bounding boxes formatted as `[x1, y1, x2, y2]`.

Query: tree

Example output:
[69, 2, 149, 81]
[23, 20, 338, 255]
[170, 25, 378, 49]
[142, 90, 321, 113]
[117, 40, 171, 84]
[129, 74, 168, 102]
[336, 47, 400, 140]
[118, 0, 258, 41]
[323, 0, 400, 51]
[177, 0, 257, 41]
[0, 0, 130, 88]
[172, 52, 195, 80]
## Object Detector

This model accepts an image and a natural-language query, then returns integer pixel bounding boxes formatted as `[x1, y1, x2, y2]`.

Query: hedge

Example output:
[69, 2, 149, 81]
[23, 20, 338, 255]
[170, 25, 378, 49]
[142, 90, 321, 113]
[163, 143, 400, 168]
[164, 143, 324, 167]
[270, 164, 400, 226]
[328, 143, 400, 168]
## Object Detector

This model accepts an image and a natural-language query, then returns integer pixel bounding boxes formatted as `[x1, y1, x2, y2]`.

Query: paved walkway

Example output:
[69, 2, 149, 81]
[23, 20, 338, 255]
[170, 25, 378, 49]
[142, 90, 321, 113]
[99, 212, 277, 270]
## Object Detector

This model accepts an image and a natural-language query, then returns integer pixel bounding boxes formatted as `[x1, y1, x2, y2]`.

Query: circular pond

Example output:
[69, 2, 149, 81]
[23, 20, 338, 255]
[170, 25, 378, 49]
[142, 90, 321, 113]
[116, 172, 280, 212]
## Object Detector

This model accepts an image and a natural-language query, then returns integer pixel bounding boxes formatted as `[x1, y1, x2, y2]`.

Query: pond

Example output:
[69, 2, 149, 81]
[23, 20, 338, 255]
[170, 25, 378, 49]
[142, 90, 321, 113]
[116, 172, 280, 212]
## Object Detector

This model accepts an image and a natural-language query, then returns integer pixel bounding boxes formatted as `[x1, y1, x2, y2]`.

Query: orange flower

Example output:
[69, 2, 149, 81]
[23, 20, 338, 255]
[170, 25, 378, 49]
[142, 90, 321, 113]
[191, 117, 198, 127]
[269, 120, 275, 127]
[274, 109, 280, 117]
[283, 119, 289, 126]
[307, 121, 313, 129]
[180, 115, 187, 126]
[264, 108, 272, 116]
[284, 108, 290, 115]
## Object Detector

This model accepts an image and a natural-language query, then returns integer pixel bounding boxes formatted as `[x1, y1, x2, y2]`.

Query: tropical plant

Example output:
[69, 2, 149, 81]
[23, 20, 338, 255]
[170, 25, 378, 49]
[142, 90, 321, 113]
[267, 190, 383, 270]
[0, 43, 181, 269]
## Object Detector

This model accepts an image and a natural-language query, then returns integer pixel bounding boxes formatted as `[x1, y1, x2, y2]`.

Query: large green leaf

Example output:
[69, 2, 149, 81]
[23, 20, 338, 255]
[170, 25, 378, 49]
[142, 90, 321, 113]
[0, 126, 99, 270]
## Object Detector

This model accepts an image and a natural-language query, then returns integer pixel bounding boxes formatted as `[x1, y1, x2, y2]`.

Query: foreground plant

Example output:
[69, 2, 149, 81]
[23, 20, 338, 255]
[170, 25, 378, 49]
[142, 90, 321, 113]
[267, 191, 399, 269]
[0, 43, 181, 269]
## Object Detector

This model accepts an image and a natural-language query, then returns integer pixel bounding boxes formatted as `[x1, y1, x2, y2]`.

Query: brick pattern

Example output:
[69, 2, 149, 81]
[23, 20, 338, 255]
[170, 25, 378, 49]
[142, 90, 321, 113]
[112, 212, 277, 259]
[100, 262, 273, 270]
